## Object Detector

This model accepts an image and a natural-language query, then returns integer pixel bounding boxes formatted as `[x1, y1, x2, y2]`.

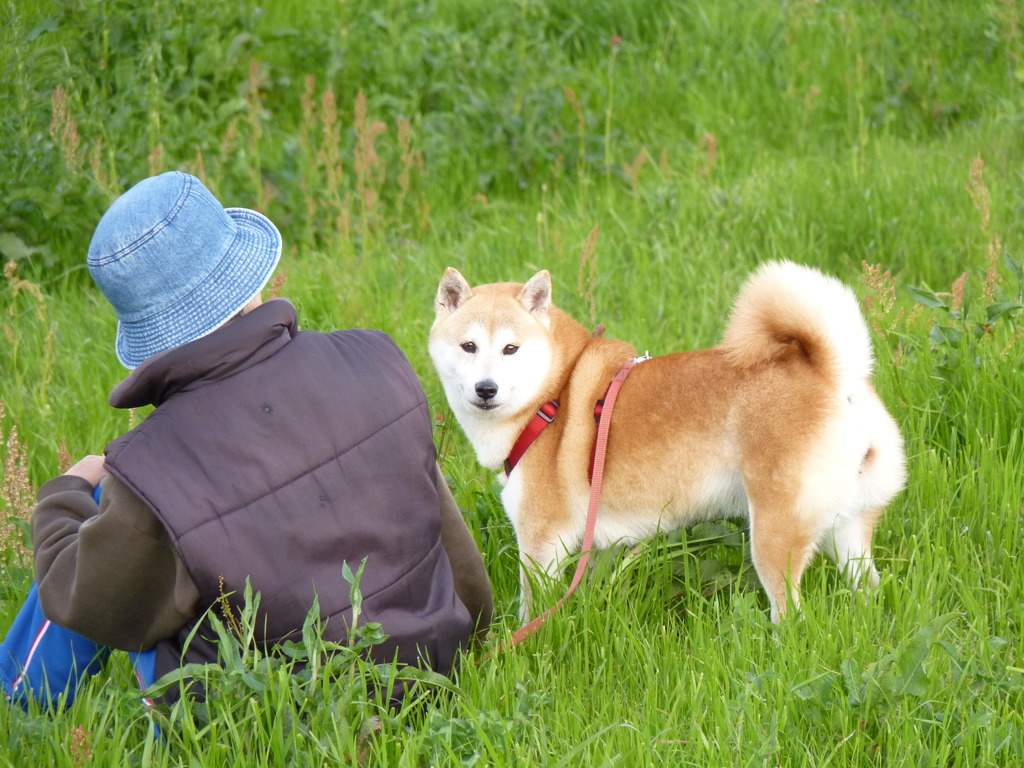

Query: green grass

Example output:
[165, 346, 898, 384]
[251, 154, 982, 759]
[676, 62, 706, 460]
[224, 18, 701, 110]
[2, 0, 1024, 765]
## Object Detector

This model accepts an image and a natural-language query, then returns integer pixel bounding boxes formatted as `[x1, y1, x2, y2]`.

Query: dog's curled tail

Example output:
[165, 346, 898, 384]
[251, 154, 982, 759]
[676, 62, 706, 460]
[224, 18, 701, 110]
[720, 261, 874, 384]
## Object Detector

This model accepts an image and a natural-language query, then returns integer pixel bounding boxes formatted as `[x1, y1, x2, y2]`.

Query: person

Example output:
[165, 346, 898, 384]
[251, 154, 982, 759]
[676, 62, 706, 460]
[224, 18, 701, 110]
[0, 171, 492, 708]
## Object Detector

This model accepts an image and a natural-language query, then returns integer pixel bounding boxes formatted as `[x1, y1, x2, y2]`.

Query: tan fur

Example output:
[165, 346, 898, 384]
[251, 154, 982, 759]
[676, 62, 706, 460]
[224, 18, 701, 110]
[430, 261, 907, 622]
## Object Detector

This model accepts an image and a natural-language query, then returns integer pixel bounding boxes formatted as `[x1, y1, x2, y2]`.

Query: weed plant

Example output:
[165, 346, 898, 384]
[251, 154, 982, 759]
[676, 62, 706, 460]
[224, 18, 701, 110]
[2, 0, 1023, 765]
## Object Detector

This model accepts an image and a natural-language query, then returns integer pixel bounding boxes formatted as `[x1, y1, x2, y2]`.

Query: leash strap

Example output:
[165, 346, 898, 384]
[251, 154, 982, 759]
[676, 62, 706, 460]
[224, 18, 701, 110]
[502, 360, 636, 650]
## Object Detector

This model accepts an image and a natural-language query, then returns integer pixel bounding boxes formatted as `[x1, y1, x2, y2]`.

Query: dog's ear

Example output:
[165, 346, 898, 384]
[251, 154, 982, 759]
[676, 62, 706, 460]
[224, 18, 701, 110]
[518, 270, 552, 315]
[435, 268, 471, 316]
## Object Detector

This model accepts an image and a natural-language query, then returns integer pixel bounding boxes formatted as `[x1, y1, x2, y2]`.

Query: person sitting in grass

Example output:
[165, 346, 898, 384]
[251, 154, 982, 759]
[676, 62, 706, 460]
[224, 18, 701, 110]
[0, 171, 492, 708]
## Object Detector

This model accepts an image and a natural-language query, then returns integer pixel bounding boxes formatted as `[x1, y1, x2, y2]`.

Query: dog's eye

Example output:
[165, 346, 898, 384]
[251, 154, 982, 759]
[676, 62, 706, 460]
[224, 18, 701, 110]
[460, 342, 477, 354]
[502, 344, 519, 356]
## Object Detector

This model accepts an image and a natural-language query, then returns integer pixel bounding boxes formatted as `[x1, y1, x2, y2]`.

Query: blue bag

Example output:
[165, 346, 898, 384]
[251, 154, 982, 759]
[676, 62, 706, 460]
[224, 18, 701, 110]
[0, 483, 157, 708]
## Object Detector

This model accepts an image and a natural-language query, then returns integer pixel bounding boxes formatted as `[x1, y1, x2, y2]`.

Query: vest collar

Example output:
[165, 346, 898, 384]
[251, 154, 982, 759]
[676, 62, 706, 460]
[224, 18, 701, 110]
[108, 298, 298, 409]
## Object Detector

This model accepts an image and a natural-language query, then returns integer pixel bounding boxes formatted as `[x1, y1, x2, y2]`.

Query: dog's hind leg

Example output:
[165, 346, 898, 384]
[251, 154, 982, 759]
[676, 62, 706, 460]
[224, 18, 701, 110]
[820, 386, 904, 589]
[820, 507, 884, 590]
[747, 498, 817, 623]
[821, 398, 904, 592]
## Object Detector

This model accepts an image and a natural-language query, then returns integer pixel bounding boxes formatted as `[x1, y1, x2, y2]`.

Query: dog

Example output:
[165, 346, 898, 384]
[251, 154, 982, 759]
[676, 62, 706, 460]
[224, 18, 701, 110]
[429, 261, 906, 622]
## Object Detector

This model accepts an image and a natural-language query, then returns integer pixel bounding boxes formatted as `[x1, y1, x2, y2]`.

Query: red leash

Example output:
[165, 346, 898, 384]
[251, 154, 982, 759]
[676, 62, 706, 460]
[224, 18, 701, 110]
[499, 359, 636, 651]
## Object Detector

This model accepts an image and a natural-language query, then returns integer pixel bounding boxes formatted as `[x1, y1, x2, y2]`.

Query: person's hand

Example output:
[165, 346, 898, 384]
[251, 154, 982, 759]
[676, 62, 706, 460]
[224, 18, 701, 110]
[64, 455, 108, 487]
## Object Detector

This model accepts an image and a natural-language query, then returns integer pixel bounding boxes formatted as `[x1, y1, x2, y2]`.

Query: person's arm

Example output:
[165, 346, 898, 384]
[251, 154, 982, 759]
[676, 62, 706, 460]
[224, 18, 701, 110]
[434, 464, 493, 640]
[31, 463, 200, 652]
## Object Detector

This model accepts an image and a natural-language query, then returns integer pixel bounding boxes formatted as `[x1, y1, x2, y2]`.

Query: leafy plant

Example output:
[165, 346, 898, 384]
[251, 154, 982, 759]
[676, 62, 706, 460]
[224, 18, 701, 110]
[907, 252, 1023, 382]
[420, 682, 547, 767]
[148, 566, 457, 763]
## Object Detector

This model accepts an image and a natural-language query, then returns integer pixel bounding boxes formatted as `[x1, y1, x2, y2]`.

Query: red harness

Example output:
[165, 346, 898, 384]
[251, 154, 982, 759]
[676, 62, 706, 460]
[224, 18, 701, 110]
[503, 400, 560, 477]
[503, 374, 625, 482]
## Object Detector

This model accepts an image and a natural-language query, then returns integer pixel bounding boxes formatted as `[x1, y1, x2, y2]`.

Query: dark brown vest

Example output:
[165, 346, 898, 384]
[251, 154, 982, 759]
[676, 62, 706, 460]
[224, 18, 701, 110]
[104, 301, 471, 688]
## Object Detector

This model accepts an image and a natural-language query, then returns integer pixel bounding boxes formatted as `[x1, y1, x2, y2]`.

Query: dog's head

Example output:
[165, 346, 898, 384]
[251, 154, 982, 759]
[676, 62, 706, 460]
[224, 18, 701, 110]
[429, 268, 555, 422]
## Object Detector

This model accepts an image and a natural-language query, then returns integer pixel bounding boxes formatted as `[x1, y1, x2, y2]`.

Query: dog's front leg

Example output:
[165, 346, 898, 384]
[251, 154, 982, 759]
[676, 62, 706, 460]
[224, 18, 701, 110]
[516, 536, 571, 621]
[503, 476, 581, 621]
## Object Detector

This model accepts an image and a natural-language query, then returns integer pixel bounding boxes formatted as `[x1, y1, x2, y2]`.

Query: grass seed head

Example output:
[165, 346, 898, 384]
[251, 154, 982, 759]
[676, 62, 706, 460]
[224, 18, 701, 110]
[0, 402, 33, 565]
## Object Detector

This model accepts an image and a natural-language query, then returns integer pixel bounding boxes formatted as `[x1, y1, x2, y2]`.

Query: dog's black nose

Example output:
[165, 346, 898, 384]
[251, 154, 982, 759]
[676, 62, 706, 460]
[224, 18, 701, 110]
[475, 380, 498, 401]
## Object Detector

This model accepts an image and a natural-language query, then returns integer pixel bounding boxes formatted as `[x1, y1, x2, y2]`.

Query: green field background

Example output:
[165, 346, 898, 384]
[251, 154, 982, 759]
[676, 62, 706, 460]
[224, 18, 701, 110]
[1, 1, 1023, 765]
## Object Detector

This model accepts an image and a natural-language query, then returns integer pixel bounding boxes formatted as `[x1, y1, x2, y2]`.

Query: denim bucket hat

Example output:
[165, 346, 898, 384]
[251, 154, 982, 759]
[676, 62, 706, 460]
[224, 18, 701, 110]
[87, 172, 282, 369]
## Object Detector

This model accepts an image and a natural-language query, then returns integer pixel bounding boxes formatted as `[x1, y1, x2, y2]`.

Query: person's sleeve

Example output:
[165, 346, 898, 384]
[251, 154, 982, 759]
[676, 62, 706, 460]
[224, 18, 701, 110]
[31, 472, 200, 652]
[434, 464, 493, 640]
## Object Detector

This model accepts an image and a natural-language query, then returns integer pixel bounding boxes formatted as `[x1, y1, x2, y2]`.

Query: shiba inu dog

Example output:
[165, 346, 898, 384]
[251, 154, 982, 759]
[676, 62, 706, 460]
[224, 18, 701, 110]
[429, 261, 906, 622]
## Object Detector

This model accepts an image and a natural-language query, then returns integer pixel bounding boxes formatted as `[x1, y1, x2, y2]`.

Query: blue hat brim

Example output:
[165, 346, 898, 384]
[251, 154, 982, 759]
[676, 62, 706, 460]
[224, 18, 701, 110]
[114, 207, 282, 369]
